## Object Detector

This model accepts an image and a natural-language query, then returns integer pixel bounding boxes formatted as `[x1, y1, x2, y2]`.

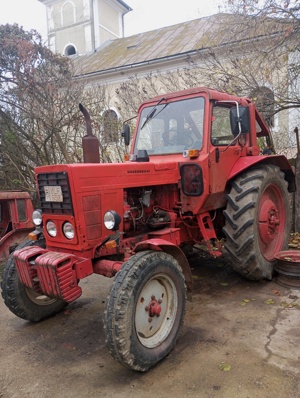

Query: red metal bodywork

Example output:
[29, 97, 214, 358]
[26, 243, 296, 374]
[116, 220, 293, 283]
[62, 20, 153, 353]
[13, 87, 295, 302]
[0, 192, 34, 261]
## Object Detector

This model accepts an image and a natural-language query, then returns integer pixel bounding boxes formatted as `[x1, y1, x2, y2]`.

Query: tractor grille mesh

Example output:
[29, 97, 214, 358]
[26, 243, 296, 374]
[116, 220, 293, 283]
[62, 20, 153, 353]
[37, 172, 73, 215]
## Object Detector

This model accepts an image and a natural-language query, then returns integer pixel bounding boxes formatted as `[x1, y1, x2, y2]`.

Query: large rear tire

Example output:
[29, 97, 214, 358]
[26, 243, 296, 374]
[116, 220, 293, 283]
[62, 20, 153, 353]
[223, 165, 291, 280]
[1, 239, 68, 322]
[103, 251, 186, 371]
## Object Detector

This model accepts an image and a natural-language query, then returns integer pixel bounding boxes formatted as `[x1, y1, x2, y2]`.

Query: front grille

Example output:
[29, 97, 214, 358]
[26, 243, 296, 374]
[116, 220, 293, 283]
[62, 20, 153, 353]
[37, 172, 73, 215]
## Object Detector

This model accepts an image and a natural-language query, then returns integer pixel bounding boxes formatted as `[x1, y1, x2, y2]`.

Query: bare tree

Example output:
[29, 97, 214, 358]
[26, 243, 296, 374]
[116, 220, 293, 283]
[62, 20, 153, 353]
[219, 2, 300, 111]
[226, 0, 299, 19]
[0, 24, 86, 191]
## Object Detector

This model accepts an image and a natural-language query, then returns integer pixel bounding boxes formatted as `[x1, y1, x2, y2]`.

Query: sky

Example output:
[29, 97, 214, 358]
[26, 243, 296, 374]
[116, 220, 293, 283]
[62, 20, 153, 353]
[0, 0, 224, 39]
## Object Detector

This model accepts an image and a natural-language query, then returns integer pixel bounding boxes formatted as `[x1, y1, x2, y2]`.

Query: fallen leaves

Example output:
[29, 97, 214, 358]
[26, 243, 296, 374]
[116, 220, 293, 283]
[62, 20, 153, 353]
[264, 298, 275, 305]
[272, 289, 281, 296]
[239, 298, 255, 306]
[219, 363, 231, 371]
[280, 301, 299, 308]
[237, 293, 299, 309]
[288, 232, 300, 249]
[289, 294, 298, 300]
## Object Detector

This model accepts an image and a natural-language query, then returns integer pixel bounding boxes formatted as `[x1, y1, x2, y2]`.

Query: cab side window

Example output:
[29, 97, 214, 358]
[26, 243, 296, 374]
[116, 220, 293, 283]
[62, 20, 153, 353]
[17, 199, 27, 222]
[211, 106, 234, 146]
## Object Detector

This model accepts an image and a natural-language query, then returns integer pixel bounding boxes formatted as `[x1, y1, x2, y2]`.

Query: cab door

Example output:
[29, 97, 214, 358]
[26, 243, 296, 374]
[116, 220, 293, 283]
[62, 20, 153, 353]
[204, 104, 245, 210]
[0, 200, 11, 238]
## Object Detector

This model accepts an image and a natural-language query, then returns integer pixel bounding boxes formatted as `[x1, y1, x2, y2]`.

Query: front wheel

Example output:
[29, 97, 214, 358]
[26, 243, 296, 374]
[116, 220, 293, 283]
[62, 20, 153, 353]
[1, 239, 68, 322]
[223, 164, 291, 280]
[103, 251, 186, 371]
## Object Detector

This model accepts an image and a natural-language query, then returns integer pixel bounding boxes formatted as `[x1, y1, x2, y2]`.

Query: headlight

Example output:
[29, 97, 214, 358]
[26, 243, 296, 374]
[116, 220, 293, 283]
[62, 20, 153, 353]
[32, 209, 42, 226]
[104, 210, 121, 231]
[46, 221, 57, 237]
[63, 222, 75, 239]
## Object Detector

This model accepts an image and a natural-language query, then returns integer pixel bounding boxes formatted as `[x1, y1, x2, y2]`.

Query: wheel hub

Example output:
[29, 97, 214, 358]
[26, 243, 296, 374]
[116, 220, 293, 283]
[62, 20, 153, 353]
[145, 295, 162, 318]
[135, 274, 178, 348]
[258, 183, 286, 261]
[268, 208, 280, 232]
[258, 198, 280, 245]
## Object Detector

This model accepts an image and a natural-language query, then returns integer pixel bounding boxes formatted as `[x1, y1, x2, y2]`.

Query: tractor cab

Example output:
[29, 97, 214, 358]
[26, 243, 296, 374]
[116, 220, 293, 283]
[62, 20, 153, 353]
[0, 192, 34, 261]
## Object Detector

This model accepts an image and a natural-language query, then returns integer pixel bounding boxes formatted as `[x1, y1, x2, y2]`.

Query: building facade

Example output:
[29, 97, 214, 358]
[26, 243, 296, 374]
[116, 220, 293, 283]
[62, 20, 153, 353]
[38, 0, 300, 159]
[38, 0, 131, 55]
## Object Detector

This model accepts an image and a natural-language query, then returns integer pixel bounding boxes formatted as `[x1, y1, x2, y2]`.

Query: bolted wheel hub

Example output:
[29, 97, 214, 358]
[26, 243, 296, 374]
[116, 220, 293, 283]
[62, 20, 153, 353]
[145, 295, 162, 319]
[268, 208, 280, 233]
[258, 183, 286, 261]
[135, 274, 178, 349]
[258, 199, 280, 245]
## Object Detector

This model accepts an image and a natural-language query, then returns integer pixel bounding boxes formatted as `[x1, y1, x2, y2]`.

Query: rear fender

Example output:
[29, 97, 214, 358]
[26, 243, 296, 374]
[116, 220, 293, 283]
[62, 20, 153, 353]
[228, 155, 296, 192]
[133, 239, 193, 292]
[0, 230, 33, 261]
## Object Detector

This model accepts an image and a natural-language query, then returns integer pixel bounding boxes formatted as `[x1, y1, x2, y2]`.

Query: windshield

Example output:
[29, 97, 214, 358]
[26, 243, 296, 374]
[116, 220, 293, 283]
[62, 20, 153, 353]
[134, 97, 205, 155]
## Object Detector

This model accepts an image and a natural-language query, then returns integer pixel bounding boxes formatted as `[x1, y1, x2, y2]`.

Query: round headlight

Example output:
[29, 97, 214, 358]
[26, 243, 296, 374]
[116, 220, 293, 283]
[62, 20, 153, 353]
[32, 209, 42, 226]
[104, 210, 121, 231]
[63, 222, 75, 239]
[46, 221, 57, 237]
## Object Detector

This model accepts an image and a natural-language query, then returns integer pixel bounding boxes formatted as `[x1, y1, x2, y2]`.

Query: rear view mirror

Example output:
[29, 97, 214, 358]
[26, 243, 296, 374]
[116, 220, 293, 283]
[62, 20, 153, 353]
[122, 124, 130, 146]
[230, 106, 250, 136]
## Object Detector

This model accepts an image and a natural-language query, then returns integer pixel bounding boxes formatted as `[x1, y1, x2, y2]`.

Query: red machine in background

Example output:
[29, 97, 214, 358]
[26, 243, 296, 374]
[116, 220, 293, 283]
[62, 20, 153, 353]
[0, 192, 34, 262]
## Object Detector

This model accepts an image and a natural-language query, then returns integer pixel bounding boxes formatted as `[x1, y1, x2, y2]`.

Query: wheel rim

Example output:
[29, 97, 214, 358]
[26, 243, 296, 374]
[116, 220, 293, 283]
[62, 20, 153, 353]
[135, 273, 178, 349]
[258, 183, 286, 261]
[25, 287, 58, 306]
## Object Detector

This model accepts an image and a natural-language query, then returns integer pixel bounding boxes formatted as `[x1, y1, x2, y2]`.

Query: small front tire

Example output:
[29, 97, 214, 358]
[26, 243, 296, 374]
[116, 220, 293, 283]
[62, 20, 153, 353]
[103, 251, 186, 371]
[1, 239, 68, 322]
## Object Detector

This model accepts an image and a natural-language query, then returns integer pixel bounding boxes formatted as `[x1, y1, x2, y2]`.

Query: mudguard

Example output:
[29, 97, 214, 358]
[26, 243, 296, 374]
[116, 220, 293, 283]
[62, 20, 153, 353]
[229, 155, 296, 192]
[133, 238, 193, 291]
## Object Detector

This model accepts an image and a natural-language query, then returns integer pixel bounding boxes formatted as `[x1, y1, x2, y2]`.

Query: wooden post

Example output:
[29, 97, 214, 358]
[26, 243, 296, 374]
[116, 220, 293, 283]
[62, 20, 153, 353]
[294, 127, 300, 232]
[295, 127, 300, 153]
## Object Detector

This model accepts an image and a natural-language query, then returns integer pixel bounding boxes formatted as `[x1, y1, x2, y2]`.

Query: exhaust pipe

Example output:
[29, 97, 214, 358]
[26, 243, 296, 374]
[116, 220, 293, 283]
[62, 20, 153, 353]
[79, 103, 100, 163]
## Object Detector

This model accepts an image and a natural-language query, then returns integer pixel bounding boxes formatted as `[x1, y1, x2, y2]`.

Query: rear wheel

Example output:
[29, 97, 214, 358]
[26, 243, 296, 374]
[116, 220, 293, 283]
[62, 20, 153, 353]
[103, 251, 186, 371]
[1, 239, 68, 322]
[223, 165, 291, 280]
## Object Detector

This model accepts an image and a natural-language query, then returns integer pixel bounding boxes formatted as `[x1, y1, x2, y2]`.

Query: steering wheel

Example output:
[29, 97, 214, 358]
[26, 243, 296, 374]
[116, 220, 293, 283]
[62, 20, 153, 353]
[164, 130, 193, 147]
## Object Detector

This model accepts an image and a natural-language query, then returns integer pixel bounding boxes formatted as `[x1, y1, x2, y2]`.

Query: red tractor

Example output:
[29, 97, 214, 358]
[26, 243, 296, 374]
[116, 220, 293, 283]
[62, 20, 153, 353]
[0, 192, 35, 262]
[1, 87, 295, 371]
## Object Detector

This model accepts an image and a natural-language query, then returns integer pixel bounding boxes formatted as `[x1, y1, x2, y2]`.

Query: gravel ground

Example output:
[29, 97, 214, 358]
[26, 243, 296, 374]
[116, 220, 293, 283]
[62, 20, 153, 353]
[0, 253, 300, 398]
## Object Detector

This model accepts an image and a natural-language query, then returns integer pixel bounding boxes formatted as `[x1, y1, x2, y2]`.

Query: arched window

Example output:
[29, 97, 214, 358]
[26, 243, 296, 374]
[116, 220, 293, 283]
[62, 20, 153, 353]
[102, 109, 119, 143]
[250, 87, 275, 127]
[64, 44, 76, 56]
[61, 1, 76, 26]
